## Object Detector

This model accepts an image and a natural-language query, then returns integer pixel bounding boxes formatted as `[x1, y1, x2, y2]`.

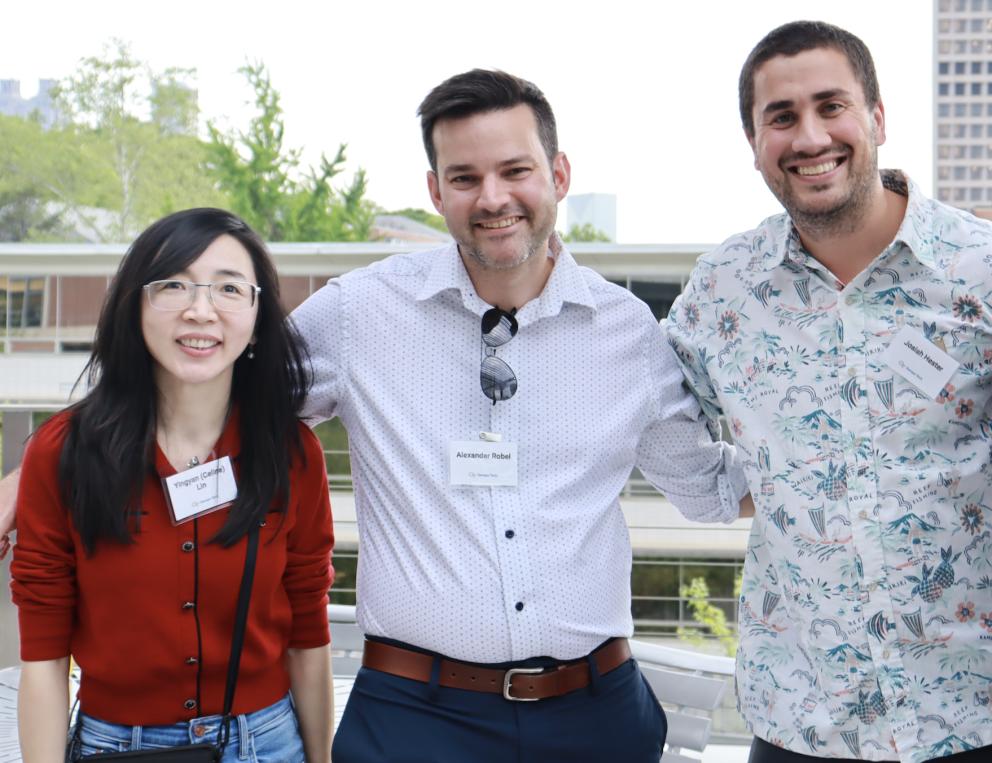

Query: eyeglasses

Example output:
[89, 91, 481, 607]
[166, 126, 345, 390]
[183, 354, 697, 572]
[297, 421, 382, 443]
[143, 280, 261, 312]
[480, 307, 518, 404]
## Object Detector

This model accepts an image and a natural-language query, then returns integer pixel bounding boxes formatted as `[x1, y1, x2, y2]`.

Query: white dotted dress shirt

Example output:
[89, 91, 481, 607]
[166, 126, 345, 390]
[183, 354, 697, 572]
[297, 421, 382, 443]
[293, 239, 746, 662]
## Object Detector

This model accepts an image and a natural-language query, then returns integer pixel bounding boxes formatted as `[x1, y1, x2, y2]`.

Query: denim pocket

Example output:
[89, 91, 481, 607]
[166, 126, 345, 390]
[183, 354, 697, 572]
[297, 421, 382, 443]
[246, 703, 304, 763]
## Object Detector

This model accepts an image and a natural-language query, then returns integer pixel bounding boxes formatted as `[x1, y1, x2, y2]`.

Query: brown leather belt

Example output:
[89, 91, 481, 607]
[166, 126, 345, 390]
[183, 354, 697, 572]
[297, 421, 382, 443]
[361, 638, 631, 701]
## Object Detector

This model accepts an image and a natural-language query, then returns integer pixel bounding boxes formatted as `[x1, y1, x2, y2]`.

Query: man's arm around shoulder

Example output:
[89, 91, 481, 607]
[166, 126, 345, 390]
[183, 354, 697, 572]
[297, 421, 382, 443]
[0, 468, 18, 559]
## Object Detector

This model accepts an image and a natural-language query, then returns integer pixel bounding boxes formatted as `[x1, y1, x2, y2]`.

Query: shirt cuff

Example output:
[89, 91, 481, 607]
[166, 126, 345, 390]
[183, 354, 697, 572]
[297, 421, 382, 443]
[715, 446, 750, 524]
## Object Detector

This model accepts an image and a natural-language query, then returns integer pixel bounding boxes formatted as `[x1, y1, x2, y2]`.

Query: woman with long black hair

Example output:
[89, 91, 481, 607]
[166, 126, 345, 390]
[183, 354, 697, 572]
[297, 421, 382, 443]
[11, 208, 334, 761]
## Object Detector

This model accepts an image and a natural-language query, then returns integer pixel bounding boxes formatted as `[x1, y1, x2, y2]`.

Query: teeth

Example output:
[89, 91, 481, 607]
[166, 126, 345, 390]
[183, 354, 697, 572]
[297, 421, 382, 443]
[478, 217, 521, 229]
[179, 338, 219, 349]
[796, 161, 838, 176]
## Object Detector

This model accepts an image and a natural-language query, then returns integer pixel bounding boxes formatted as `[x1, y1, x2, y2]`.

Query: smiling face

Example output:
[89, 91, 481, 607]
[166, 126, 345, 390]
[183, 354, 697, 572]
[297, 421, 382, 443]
[748, 47, 885, 236]
[427, 104, 570, 275]
[140, 234, 258, 399]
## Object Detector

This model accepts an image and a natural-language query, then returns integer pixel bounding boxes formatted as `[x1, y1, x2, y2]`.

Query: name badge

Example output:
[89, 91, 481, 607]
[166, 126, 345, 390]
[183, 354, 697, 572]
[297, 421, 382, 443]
[449, 441, 518, 487]
[163, 456, 238, 524]
[881, 325, 960, 400]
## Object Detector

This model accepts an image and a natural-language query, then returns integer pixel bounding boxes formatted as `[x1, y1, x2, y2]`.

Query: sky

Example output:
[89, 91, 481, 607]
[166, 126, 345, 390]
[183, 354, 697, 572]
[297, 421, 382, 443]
[2, 0, 933, 243]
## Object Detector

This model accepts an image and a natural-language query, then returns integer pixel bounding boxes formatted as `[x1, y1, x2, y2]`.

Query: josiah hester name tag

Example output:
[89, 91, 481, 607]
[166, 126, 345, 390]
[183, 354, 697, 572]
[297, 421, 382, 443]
[881, 325, 959, 400]
[163, 456, 238, 524]
[449, 441, 518, 487]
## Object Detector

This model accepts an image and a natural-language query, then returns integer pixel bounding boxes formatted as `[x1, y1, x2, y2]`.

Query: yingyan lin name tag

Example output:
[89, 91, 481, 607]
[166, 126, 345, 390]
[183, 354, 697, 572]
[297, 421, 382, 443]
[163, 456, 238, 524]
[881, 325, 960, 400]
[449, 441, 518, 487]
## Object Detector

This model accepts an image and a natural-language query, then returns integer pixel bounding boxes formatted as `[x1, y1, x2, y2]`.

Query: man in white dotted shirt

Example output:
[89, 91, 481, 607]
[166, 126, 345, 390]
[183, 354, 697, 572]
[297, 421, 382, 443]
[291, 69, 749, 762]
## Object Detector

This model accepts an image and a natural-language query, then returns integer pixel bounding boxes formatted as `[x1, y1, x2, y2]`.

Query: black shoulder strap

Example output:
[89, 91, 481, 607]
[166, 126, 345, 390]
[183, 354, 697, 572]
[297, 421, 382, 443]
[218, 526, 260, 747]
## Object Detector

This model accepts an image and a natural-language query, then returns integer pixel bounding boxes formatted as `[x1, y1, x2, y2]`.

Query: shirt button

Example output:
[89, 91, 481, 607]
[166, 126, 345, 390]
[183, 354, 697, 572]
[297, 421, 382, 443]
[193, 725, 206, 738]
[505, 530, 515, 539]
[185, 656, 198, 665]
[845, 294, 857, 305]
[882, 648, 891, 659]
[858, 510, 868, 520]
[184, 699, 196, 710]
[181, 541, 195, 552]
[181, 601, 195, 610]
[848, 367, 857, 377]
[515, 602, 524, 612]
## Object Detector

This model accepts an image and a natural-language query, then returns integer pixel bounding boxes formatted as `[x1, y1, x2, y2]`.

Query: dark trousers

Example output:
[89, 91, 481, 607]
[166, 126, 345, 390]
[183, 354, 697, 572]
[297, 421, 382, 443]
[749, 736, 992, 763]
[332, 655, 666, 762]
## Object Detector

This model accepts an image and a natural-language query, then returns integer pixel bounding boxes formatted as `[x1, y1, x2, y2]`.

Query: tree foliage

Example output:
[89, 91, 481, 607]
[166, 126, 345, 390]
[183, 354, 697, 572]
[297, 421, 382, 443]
[205, 63, 373, 242]
[385, 207, 448, 233]
[676, 574, 741, 657]
[48, 39, 224, 240]
[562, 222, 611, 243]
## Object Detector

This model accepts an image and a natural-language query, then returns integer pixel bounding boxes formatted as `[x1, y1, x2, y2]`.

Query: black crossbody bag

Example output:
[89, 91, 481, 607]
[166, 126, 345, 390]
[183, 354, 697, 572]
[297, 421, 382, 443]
[65, 527, 259, 762]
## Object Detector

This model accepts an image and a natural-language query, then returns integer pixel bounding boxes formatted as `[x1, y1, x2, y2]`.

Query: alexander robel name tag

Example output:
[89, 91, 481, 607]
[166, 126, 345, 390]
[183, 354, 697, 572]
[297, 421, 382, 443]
[449, 440, 518, 486]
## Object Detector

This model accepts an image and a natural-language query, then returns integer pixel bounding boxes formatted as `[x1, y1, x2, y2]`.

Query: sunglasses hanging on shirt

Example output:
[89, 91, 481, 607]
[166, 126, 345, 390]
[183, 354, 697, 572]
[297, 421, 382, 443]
[480, 307, 518, 404]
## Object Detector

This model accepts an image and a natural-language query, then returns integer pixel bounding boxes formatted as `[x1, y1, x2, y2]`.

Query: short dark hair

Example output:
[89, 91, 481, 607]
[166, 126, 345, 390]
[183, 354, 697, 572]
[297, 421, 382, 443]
[417, 69, 558, 171]
[739, 20, 880, 137]
[59, 208, 311, 553]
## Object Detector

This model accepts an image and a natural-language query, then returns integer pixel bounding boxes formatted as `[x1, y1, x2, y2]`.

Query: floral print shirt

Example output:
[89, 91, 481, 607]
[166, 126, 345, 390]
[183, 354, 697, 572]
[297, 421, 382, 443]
[666, 172, 992, 762]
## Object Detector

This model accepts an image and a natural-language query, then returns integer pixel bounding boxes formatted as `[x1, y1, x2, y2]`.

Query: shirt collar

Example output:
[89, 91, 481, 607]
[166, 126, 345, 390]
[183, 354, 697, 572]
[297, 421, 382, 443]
[415, 234, 597, 319]
[760, 170, 933, 273]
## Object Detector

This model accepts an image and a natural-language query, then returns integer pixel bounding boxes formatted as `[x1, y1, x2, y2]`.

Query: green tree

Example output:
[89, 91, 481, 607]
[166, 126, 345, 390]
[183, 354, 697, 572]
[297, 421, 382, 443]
[206, 63, 373, 242]
[50, 39, 225, 240]
[562, 222, 611, 243]
[677, 574, 741, 657]
[385, 207, 448, 233]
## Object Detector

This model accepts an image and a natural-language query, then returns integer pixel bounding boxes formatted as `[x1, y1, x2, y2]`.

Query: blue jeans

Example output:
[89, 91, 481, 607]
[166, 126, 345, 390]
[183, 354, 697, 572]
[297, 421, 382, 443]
[74, 694, 304, 762]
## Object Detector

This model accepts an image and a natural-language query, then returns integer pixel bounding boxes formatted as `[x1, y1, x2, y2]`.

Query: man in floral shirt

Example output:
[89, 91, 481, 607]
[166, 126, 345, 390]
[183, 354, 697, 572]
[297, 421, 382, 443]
[666, 21, 992, 763]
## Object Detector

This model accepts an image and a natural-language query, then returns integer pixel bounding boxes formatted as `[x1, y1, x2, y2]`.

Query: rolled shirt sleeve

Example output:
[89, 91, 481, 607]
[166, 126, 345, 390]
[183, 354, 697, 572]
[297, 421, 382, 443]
[636, 318, 747, 524]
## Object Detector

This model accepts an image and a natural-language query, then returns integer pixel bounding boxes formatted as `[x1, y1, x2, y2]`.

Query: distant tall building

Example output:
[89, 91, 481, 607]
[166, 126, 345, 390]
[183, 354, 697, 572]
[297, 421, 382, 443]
[933, 0, 992, 210]
[566, 193, 616, 241]
[0, 79, 57, 128]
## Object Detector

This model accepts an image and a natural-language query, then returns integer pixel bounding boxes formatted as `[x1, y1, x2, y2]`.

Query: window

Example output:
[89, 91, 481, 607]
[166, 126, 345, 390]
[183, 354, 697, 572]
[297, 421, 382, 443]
[939, 124, 951, 138]
[970, 165, 983, 178]
[0, 276, 46, 329]
[955, 124, 968, 137]
[972, 61, 983, 73]
[955, 166, 968, 179]
[939, 104, 950, 116]
[972, 82, 982, 95]
[939, 145, 952, 158]
[956, 61, 967, 73]
[940, 82, 950, 95]
[971, 124, 983, 137]
[972, 103, 983, 115]
[955, 18, 968, 32]
[939, 166, 951, 179]
[971, 18, 985, 31]
[970, 187, 983, 200]
[956, 82, 966, 95]
[955, 187, 967, 201]
[940, 40, 952, 53]
[954, 145, 967, 158]
[970, 144, 984, 157]
[939, 62, 950, 74]
[972, 0, 982, 10]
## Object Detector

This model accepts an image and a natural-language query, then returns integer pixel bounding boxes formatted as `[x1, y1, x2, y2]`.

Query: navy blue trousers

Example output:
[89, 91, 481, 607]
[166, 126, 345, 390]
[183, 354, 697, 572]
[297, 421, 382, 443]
[332, 655, 666, 762]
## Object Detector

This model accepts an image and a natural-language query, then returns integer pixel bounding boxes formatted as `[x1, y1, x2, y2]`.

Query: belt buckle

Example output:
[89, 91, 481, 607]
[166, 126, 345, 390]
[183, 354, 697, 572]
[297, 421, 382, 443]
[503, 667, 544, 701]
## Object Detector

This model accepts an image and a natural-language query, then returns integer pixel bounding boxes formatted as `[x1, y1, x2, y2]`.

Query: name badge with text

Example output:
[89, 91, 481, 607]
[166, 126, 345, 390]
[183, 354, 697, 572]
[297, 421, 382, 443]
[163, 456, 238, 524]
[449, 441, 518, 487]
[881, 325, 960, 400]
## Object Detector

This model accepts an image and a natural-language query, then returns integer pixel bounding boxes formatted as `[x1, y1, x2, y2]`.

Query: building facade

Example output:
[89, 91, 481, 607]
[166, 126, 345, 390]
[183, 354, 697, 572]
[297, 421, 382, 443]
[934, 0, 992, 209]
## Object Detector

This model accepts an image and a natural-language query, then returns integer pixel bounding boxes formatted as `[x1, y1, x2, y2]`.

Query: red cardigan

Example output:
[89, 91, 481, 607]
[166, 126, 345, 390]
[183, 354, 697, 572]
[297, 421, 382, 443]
[11, 411, 334, 724]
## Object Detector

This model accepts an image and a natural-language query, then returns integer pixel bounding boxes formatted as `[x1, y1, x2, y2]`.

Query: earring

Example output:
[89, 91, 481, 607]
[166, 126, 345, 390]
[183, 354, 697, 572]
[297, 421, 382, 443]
[247, 344, 255, 360]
